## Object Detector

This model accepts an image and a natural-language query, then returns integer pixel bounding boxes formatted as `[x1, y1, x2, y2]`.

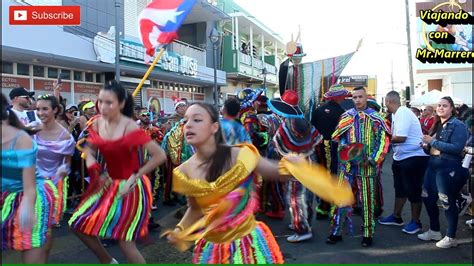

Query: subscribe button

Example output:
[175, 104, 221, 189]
[9, 6, 80, 25]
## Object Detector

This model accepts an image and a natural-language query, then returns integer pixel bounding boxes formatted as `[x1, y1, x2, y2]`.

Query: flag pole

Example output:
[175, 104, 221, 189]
[132, 47, 166, 97]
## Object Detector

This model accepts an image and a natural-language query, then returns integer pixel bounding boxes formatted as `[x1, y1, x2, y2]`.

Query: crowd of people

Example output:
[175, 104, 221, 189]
[2, 81, 473, 264]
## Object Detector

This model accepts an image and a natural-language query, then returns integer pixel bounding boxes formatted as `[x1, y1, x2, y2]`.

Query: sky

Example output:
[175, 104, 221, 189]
[234, 0, 416, 99]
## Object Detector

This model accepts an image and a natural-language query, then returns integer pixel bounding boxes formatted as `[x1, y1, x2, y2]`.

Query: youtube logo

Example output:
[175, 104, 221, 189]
[9, 6, 80, 25]
[13, 10, 27, 21]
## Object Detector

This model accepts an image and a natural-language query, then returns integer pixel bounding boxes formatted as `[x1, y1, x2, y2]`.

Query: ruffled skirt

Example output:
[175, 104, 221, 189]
[1, 180, 58, 251]
[193, 222, 284, 264]
[68, 176, 152, 241]
[49, 176, 68, 224]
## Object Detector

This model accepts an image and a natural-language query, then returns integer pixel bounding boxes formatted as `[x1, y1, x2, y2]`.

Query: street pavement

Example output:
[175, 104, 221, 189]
[3, 154, 473, 264]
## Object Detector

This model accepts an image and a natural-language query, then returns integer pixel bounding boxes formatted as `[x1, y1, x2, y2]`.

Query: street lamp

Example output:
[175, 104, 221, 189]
[209, 27, 221, 107]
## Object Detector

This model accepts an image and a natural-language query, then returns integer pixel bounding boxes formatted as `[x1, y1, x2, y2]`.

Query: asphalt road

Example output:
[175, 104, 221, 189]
[3, 155, 473, 264]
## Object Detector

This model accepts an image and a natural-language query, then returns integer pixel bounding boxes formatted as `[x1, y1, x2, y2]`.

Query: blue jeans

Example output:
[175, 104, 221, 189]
[422, 156, 469, 238]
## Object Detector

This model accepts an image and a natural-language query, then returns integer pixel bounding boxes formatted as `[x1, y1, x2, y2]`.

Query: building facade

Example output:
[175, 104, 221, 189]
[218, 0, 286, 99]
[2, 0, 230, 113]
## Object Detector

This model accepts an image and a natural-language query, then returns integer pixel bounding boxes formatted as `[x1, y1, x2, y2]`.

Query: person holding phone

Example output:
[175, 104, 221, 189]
[59, 105, 81, 136]
[8, 87, 41, 128]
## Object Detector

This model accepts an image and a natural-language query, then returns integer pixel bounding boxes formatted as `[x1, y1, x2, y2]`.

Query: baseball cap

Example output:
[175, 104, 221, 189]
[82, 101, 95, 111]
[66, 104, 78, 112]
[9, 87, 34, 100]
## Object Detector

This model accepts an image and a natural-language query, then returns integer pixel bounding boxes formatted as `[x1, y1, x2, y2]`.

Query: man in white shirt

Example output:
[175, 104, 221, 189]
[9, 87, 40, 127]
[379, 91, 429, 235]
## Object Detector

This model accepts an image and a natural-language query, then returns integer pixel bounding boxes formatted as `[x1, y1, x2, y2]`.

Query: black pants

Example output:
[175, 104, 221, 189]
[392, 156, 429, 203]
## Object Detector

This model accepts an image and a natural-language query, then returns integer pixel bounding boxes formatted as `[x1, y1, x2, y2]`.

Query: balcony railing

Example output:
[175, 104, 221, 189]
[239, 52, 252, 65]
[168, 40, 206, 66]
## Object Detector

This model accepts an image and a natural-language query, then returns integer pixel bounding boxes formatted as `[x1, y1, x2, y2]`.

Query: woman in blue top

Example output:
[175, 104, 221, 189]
[1, 93, 58, 263]
[418, 96, 469, 248]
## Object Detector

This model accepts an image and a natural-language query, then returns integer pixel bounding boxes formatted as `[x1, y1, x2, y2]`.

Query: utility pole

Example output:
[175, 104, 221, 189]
[405, 0, 415, 96]
[391, 59, 394, 91]
[115, 0, 121, 82]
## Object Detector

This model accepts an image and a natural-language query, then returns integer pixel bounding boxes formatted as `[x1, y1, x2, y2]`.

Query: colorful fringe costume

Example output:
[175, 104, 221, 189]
[2, 132, 58, 250]
[329, 108, 390, 238]
[169, 144, 284, 264]
[258, 113, 286, 218]
[143, 124, 165, 203]
[274, 118, 322, 235]
[34, 129, 75, 224]
[164, 144, 354, 263]
[161, 120, 194, 203]
[69, 128, 153, 241]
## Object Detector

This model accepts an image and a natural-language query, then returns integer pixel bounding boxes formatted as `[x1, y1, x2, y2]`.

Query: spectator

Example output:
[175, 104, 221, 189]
[241, 42, 248, 55]
[27, 96, 37, 111]
[59, 104, 82, 210]
[379, 91, 429, 235]
[220, 97, 251, 145]
[411, 107, 421, 118]
[79, 101, 96, 131]
[418, 96, 469, 248]
[8, 87, 40, 126]
[420, 106, 435, 135]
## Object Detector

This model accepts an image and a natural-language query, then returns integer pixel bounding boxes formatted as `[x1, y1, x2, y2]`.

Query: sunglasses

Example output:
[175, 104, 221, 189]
[140, 112, 150, 117]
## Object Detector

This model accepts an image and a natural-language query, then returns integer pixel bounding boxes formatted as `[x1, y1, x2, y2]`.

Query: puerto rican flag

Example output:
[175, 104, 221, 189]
[138, 0, 196, 63]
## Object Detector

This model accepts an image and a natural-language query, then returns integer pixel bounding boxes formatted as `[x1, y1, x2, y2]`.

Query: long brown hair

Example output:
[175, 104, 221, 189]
[189, 102, 232, 182]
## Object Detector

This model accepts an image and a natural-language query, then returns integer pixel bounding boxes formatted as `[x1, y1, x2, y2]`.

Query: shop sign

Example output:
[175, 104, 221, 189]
[193, 94, 205, 101]
[34, 79, 71, 92]
[165, 91, 179, 98]
[337, 75, 368, 86]
[93, 27, 198, 77]
[2, 76, 30, 89]
[74, 83, 102, 94]
[179, 92, 192, 99]
[147, 89, 164, 98]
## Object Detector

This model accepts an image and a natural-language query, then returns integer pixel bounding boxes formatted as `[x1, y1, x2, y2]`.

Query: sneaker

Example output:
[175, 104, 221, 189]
[457, 193, 472, 216]
[325, 234, 343, 244]
[378, 214, 404, 226]
[435, 236, 458, 248]
[287, 232, 312, 243]
[466, 219, 473, 228]
[418, 230, 442, 241]
[361, 237, 373, 247]
[402, 220, 422, 234]
[288, 224, 295, 231]
[110, 258, 119, 264]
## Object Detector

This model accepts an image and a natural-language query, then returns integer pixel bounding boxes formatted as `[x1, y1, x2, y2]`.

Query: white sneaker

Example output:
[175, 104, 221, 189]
[417, 230, 442, 241]
[288, 224, 295, 230]
[287, 232, 313, 243]
[466, 219, 473, 228]
[110, 258, 119, 264]
[435, 236, 458, 248]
